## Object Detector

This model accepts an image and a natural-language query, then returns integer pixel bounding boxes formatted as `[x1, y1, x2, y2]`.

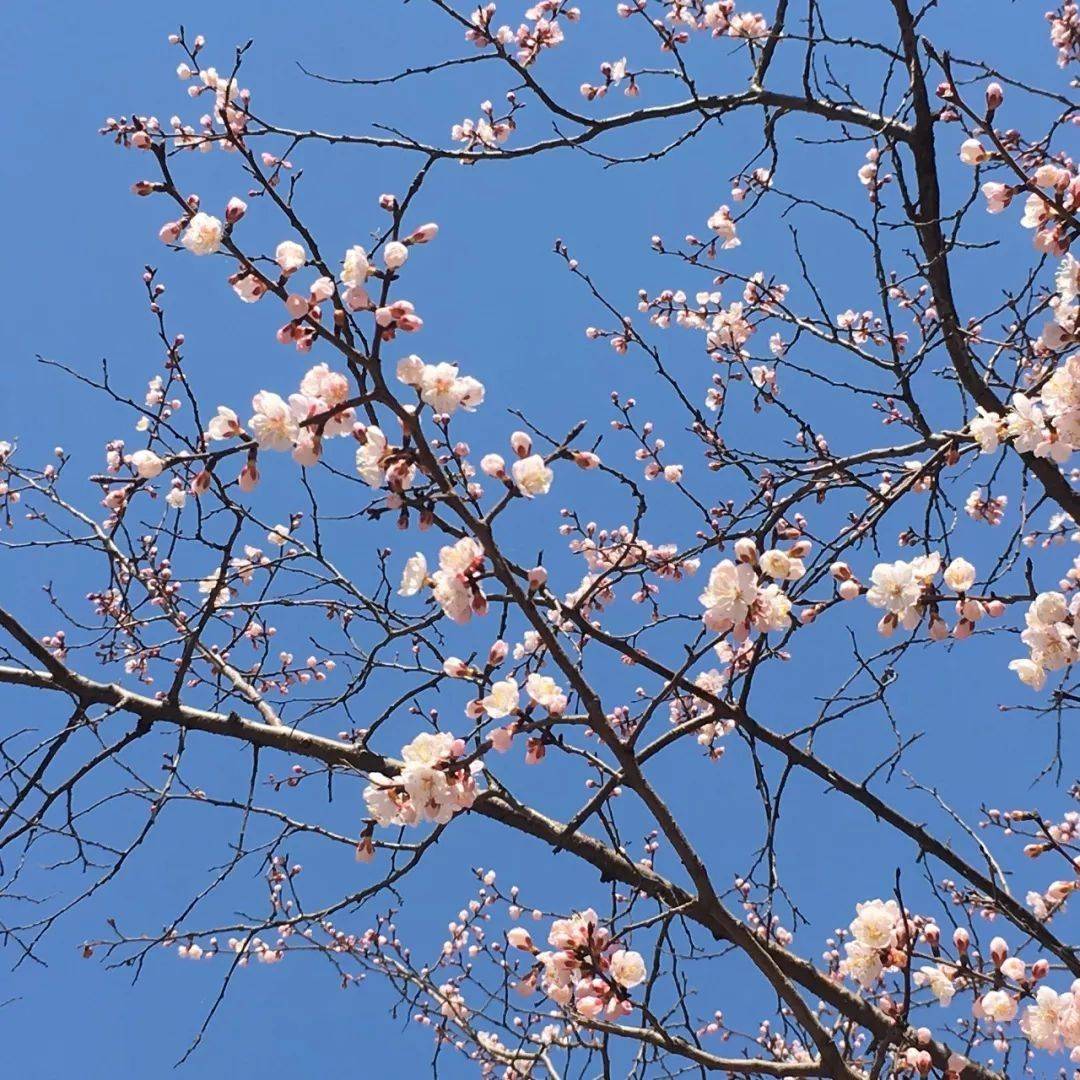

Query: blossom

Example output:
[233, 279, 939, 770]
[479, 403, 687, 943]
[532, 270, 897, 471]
[275, 240, 306, 274]
[512, 454, 553, 497]
[430, 537, 484, 623]
[249, 391, 299, 451]
[1057, 255, 1080, 304]
[1006, 393, 1054, 456]
[181, 212, 223, 255]
[1020, 986, 1071, 1051]
[207, 406, 242, 441]
[266, 524, 291, 547]
[959, 138, 989, 166]
[839, 942, 883, 988]
[198, 568, 233, 607]
[402, 730, 456, 769]
[914, 964, 956, 1007]
[130, 449, 164, 479]
[525, 672, 567, 714]
[481, 453, 505, 477]
[727, 11, 769, 38]
[969, 407, 1003, 453]
[700, 559, 758, 631]
[384, 241, 408, 269]
[418, 362, 486, 415]
[865, 561, 921, 617]
[296, 365, 354, 436]
[849, 898, 900, 950]
[481, 677, 519, 718]
[981, 181, 1012, 213]
[608, 949, 646, 988]
[706, 205, 739, 249]
[356, 426, 391, 487]
[363, 730, 477, 828]
[341, 245, 370, 285]
[433, 572, 473, 623]
[759, 548, 805, 581]
[943, 557, 976, 593]
[399, 553, 428, 597]
[979, 989, 1018, 1023]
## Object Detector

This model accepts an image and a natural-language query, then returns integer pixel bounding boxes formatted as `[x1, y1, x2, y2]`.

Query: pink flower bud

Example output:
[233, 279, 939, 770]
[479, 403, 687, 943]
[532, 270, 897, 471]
[309, 276, 335, 303]
[506, 927, 534, 951]
[990, 936, 1008, 965]
[285, 294, 309, 320]
[225, 196, 247, 223]
[239, 462, 259, 492]
[490, 725, 514, 752]
[510, 431, 532, 458]
[733, 537, 758, 563]
[985, 82, 1004, 110]
[409, 222, 439, 244]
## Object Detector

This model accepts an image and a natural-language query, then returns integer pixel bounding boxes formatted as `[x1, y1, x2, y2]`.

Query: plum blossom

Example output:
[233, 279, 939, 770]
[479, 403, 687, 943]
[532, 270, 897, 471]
[341, 245, 370, 286]
[356, 426, 414, 491]
[480, 677, 519, 718]
[706, 205, 740, 249]
[979, 989, 1018, 1023]
[397, 360, 486, 415]
[181, 212, 223, 255]
[943, 557, 976, 593]
[249, 391, 299, 451]
[914, 964, 957, 1007]
[363, 730, 478, 828]
[512, 454, 553, 497]
[430, 537, 485, 624]
[865, 560, 922, 618]
[383, 241, 408, 270]
[699, 559, 792, 640]
[959, 138, 989, 166]
[839, 942, 884, 989]
[608, 949, 646, 989]
[130, 449, 164, 479]
[849, 898, 901, 950]
[399, 553, 428, 597]
[275, 240, 306, 274]
[1010, 590, 1079, 690]
[525, 672, 567, 714]
[533, 909, 645, 1018]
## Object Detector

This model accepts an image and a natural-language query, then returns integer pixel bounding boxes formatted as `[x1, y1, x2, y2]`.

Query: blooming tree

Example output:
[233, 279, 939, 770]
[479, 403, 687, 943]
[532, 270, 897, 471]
[5, 2, 1080, 1076]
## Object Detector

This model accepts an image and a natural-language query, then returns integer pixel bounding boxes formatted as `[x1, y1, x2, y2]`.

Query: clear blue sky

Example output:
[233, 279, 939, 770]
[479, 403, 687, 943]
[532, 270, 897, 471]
[1, 2, 1070, 1077]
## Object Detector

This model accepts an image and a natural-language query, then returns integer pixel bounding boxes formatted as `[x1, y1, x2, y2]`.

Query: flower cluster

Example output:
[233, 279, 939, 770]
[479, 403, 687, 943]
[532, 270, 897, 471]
[865, 553, 997, 640]
[838, 898, 910, 988]
[399, 537, 488, 624]
[396, 355, 485, 416]
[1009, 590, 1080, 690]
[363, 731, 479, 827]
[506, 908, 646, 1019]
[698, 542, 796, 642]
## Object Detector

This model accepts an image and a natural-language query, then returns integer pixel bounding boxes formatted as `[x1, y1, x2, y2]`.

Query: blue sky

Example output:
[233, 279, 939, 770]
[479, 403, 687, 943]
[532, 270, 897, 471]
[1, 2, 1074, 1077]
